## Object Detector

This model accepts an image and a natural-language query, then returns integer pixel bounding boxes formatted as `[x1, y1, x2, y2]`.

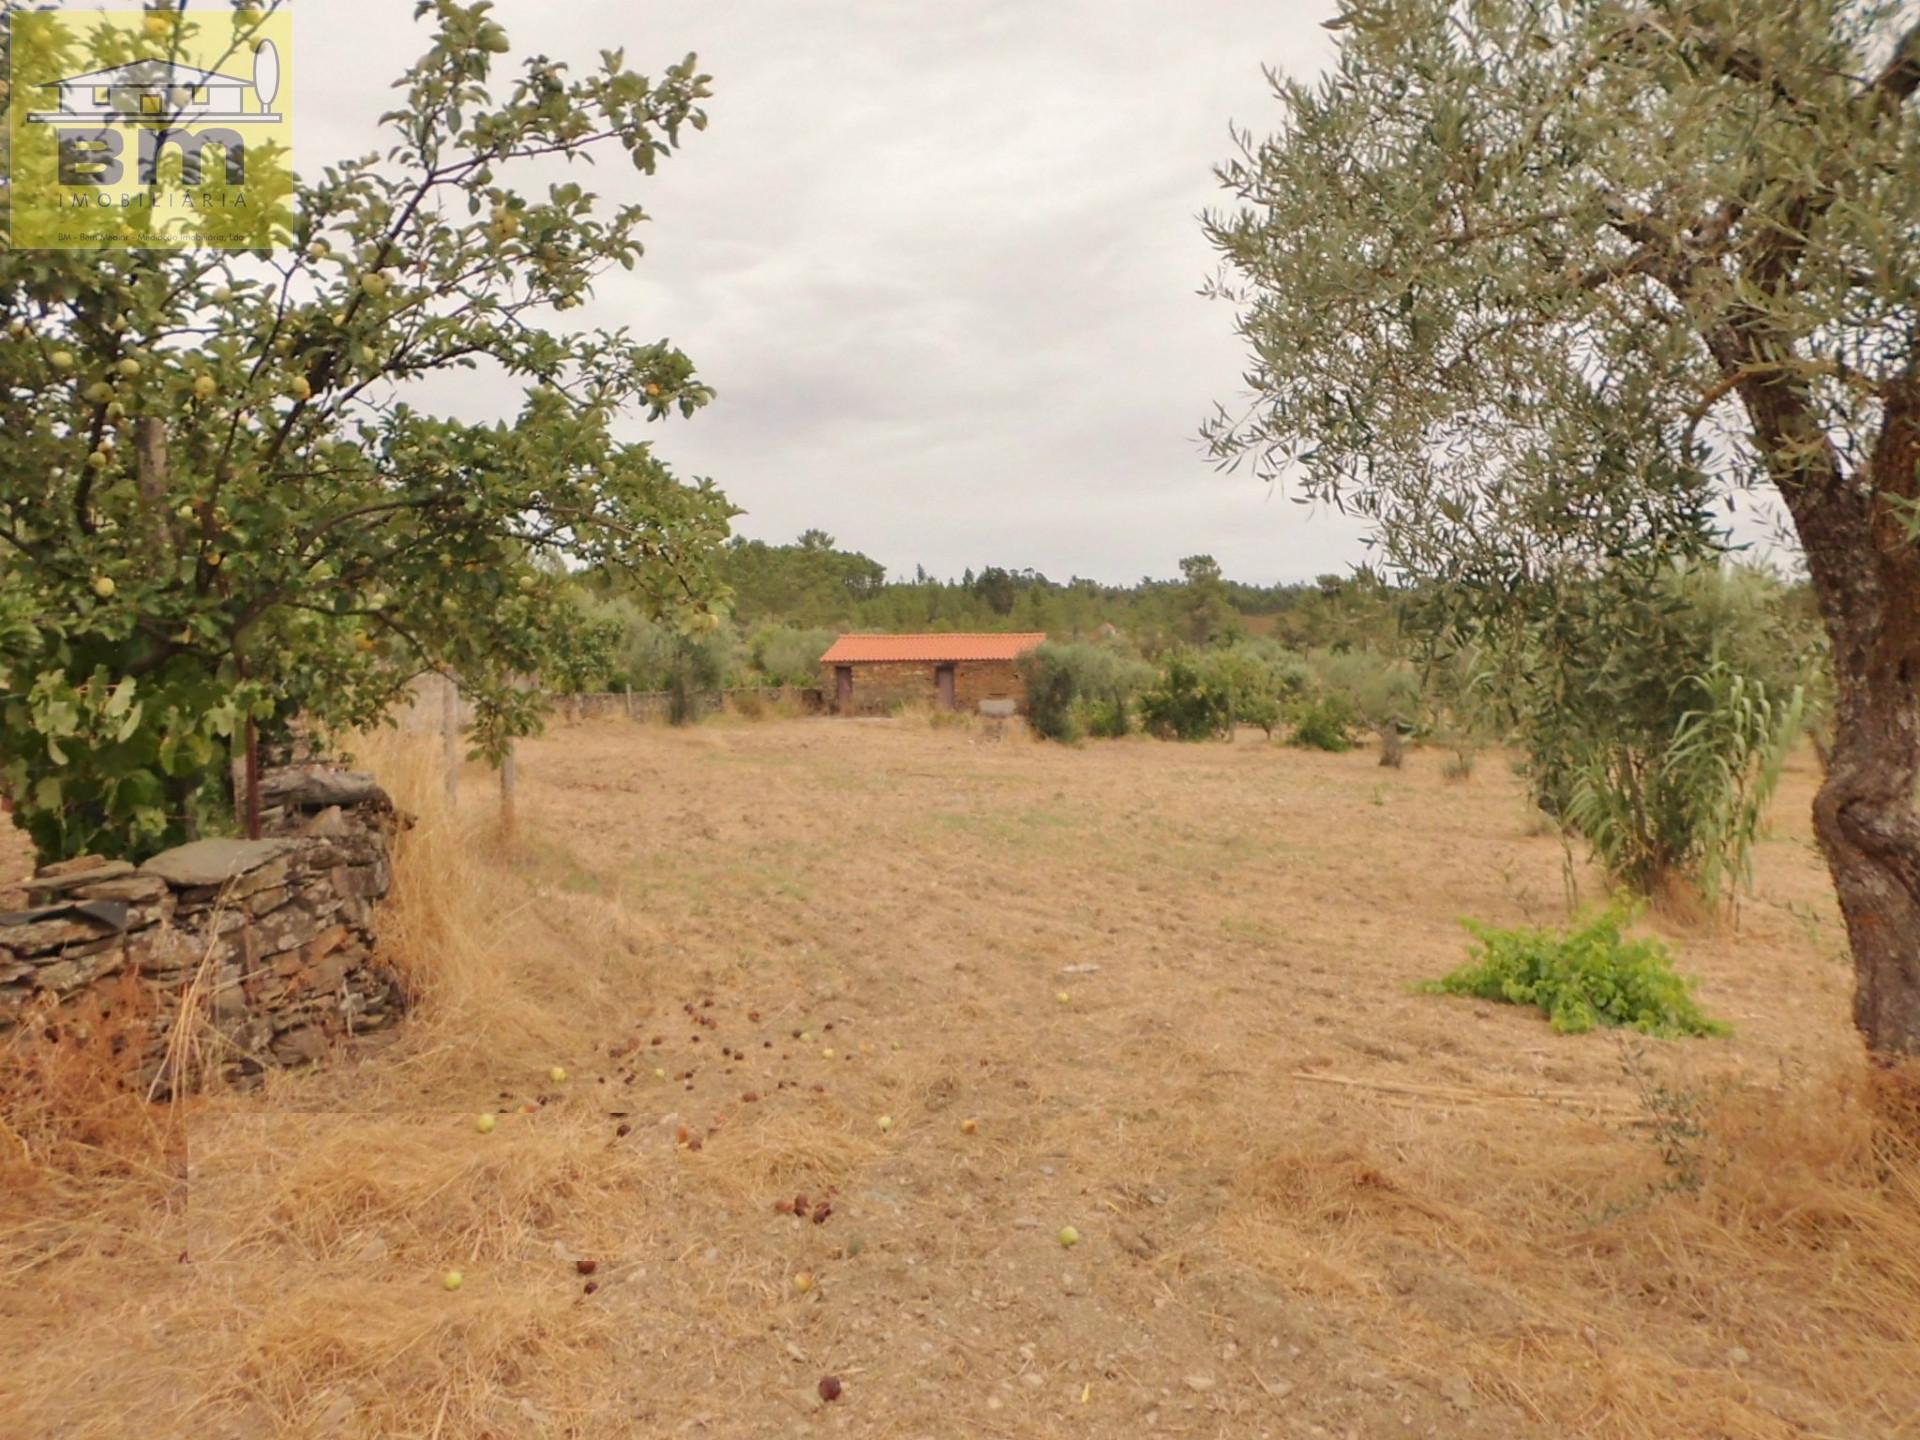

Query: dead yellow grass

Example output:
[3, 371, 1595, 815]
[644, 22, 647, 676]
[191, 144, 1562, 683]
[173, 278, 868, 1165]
[2, 718, 1916, 1438]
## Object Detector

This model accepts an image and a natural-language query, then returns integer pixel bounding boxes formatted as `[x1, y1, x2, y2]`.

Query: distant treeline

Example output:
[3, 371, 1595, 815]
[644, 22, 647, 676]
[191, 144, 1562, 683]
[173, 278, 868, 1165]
[711, 530, 1403, 654]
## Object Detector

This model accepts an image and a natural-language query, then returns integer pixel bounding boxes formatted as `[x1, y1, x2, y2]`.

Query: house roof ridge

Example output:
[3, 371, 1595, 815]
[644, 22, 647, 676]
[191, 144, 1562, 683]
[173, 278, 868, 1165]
[819, 632, 1048, 664]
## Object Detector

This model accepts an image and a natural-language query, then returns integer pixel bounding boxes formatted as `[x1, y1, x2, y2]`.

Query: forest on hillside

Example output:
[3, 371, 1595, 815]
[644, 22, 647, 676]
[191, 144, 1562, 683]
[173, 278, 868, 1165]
[569, 530, 1422, 694]
[712, 531, 1350, 637]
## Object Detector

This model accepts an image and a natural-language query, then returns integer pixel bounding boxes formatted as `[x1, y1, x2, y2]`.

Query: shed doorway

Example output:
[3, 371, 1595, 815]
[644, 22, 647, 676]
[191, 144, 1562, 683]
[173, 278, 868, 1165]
[835, 665, 853, 712]
[935, 664, 956, 711]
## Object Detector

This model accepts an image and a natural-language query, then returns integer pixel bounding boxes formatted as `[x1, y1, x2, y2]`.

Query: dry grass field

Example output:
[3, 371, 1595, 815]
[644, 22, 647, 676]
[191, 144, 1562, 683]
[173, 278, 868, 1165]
[4, 716, 1918, 1439]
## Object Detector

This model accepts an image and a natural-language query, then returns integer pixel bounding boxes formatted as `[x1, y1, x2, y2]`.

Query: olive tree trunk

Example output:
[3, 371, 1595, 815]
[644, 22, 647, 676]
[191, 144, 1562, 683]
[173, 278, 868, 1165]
[1787, 387, 1920, 1058]
[1818, 668, 1920, 1057]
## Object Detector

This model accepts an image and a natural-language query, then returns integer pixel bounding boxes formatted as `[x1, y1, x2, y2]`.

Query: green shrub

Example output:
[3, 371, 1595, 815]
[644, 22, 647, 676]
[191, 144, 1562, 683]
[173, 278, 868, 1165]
[1137, 645, 1300, 741]
[1313, 649, 1422, 732]
[1229, 687, 1283, 737]
[1492, 563, 1819, 904]
[1194, 647, 1286, 736]
[1019, 642, 1154, 743]
[1138, 652, 1233, 740]
[749, 625, 837, 687]
[1420, 904, 1727, 1038]
[1223, 638, 1315, 706]
[607, 603, 741, 700]
[1081, 697, 1132, 738]
[1563, 662, 1804, 907]
[1286, 694, 1357, 752]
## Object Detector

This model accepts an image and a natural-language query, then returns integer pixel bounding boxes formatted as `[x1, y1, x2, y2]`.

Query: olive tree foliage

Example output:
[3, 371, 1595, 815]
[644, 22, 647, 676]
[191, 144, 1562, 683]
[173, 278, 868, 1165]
[1203, 0, 1920, 1055]
[0, 1, 735, 861]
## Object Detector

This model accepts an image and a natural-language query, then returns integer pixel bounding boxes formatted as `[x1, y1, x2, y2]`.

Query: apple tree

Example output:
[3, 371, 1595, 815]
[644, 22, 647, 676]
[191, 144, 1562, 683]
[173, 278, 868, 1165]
[1204, 0, 1920, 1056]
[0, 0, 736, 861]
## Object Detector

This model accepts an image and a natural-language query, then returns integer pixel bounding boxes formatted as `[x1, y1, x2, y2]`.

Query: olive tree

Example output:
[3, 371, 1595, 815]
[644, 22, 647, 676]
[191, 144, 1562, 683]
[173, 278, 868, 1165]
[0, 1, 734, 861]
[1204, 0, 1920, 1056]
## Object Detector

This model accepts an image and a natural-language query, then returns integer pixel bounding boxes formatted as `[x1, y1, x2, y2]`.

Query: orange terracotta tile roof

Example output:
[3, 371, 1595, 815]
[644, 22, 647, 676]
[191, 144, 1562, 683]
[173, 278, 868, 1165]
[819, 632, 1047, 664]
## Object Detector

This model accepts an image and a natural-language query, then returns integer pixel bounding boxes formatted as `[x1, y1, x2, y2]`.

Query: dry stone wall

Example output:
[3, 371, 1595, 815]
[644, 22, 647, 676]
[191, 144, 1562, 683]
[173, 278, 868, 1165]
[0, 768, 407, 1093]
[556, 686, 824, 721]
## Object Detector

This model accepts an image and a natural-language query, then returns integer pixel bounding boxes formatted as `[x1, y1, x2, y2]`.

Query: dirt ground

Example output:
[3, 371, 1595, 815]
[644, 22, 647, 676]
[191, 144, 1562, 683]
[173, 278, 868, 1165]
[4, 716, 1916, 1439]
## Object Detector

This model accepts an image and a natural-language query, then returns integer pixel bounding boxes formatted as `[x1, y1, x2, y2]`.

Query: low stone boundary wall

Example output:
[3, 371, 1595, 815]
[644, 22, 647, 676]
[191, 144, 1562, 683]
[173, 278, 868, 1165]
[0, 769, 407, 1093]
[394, 674, 826, 731]
[556, 686, 825, 720]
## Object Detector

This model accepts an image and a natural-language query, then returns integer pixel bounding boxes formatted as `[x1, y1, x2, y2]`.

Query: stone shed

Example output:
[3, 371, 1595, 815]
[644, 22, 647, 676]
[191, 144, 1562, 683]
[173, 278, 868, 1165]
[820, 633, 1045, 716]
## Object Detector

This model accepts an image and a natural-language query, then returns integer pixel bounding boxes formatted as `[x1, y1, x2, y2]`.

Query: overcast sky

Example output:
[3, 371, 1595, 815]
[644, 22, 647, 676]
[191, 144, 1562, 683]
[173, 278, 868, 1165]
[290, 0, 1374, 586]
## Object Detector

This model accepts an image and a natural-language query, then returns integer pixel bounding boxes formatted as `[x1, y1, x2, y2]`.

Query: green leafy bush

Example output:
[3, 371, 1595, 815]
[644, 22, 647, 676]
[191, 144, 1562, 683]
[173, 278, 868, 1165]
[1138, 652, 1233, 740]
[1022, 649, 1083, 742]
[1564, 661, 1804, 906]
[1224, 639, 1315, 706]
[1081, 697, 1132, 738]
[1420, 905, 1727, 1038]
[1286, 694, 1357, 752]
[1194, 648, 1286, 736]
[749, 625, 837, 687]
[1313, 649, 1422, 732]
[1490, 564, 1819, 904]
[1019, 643, 1153, 743]
[606, 604, 740, 708]
[1228, 686, 1284, 737]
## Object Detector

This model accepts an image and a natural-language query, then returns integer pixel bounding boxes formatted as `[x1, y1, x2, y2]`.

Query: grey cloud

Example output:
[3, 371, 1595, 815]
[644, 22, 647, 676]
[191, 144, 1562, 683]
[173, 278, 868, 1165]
[299, 0, 1380, 582]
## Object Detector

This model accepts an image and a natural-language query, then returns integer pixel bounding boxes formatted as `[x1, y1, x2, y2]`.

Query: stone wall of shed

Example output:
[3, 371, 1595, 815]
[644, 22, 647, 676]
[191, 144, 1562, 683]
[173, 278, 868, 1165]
[822, 659, 1027, 715]
[952, 659, 1026, 712]
[0, 769, 407, 1094]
